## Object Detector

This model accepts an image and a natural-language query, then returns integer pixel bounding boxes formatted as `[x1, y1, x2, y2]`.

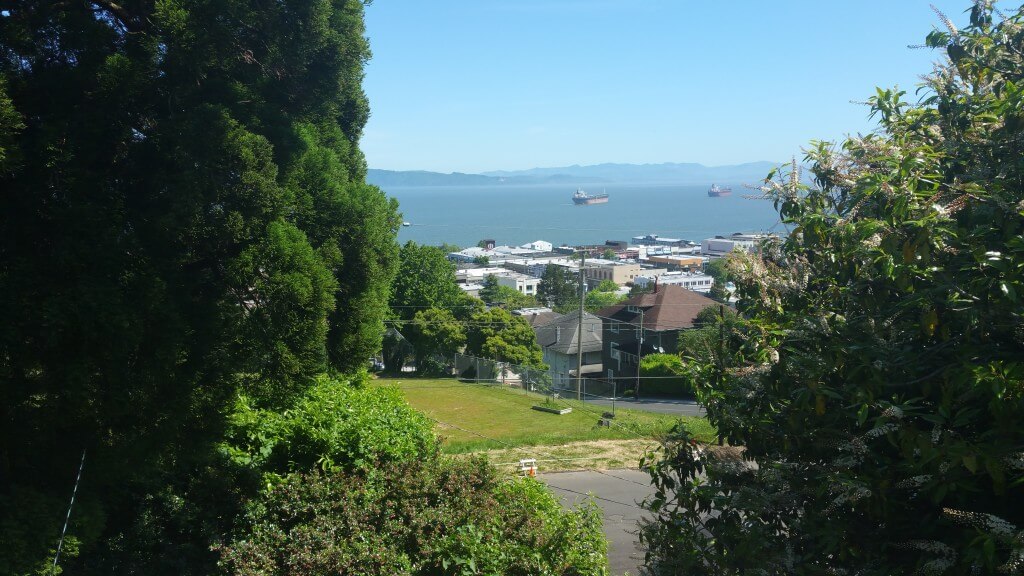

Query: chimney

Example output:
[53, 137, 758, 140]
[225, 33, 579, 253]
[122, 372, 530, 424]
[556, 325, 561, 342]
[653, 276, 659, 293]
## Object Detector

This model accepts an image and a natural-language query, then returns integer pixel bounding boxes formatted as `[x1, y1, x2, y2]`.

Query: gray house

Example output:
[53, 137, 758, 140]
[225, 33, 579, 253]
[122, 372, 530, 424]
[534, 310, 603, 391]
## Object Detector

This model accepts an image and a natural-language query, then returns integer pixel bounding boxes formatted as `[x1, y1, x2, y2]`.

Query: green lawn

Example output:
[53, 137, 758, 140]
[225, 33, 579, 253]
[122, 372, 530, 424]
[375, 377, 715, 453]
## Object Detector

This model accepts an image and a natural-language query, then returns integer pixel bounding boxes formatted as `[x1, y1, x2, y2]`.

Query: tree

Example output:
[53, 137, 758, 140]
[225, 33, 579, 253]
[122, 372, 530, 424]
[406, 307, 467, 375]
[628, 283, 653, 298]
[472, 255, 490, 265]
[538, 264, 579, 312]
[390, 241, 463, 320]
[705, 257, 733, 302]
[466, 308, 545, 370]
[0, 1, 397, 572]
[585, 286, 626, 312]
[478, 274, 538, 309]
[602, 248, 618, 260]
[703, 258, 731, 285]
[642, 6, 1024, 574]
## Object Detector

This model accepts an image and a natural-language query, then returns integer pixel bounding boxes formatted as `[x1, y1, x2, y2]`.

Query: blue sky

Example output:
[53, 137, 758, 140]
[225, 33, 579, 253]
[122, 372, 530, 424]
[362, 0, 972, 173]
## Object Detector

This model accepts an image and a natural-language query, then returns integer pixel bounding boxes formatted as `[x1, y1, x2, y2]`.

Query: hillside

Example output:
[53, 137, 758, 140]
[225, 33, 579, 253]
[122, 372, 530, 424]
[367, 161, 782, 187]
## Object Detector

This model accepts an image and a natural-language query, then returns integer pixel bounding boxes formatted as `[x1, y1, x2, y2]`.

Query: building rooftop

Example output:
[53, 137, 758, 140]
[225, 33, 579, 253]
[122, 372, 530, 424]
[598, 284, 718, 331]
[535, 310, 603, 355]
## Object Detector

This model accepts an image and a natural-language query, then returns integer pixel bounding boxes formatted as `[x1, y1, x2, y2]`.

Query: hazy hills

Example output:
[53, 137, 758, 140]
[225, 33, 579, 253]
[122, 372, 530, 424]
[367, 161, 782, 187]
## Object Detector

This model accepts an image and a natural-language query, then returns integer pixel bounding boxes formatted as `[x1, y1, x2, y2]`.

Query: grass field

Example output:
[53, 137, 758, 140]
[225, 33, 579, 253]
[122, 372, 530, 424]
[375, 377, 715, 454]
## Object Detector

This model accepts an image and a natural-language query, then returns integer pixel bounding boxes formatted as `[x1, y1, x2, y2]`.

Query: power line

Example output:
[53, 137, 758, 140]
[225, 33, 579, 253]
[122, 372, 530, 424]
[544, 484, 640, 509]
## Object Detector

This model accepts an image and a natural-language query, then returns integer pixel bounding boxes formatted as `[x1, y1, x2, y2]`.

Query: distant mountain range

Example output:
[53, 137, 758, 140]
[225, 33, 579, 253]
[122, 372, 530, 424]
[365, 169, 608, 187]
[367, 161, 782, 187]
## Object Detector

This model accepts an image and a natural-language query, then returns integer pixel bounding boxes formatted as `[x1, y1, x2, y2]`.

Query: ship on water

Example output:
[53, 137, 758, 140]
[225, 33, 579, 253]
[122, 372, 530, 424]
[572, 188, 609, 205]
[707, 184, 732, 197]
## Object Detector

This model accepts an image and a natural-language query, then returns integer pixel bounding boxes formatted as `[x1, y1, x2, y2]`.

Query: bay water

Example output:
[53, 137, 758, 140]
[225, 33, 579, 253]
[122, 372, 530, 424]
[386, 182, 785, 248]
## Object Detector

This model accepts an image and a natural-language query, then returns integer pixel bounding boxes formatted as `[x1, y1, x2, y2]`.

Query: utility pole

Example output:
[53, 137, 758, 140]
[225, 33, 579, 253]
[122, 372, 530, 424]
[635, 308, 644, 401]
[717, 304, 725, 446]
[576, 249, 586, 401]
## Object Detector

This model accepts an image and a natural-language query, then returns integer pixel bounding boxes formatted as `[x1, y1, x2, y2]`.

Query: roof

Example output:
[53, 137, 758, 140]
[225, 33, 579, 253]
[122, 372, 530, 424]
[598, 284, 719, 331]
[535, 310, 603, 355]
[518, 310, 561, 328]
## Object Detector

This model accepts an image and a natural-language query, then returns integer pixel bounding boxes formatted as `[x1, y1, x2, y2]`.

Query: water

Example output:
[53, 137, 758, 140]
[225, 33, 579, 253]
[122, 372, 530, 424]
[386, 182, 784, 248]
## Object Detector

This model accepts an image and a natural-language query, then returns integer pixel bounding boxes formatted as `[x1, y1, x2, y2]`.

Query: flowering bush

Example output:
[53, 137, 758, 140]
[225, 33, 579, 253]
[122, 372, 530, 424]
[641, 4, 1024, 574]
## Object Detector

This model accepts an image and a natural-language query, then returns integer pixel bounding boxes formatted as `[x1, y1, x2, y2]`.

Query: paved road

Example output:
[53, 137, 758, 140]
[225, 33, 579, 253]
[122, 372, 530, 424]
[540, 469, 655, 576]
[583, 396, 705, 417]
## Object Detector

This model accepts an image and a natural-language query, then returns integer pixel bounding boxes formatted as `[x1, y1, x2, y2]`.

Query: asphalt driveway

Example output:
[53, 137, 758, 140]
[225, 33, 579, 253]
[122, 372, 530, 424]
[583, 396, 705, 417]
[540, 469, 655, 576]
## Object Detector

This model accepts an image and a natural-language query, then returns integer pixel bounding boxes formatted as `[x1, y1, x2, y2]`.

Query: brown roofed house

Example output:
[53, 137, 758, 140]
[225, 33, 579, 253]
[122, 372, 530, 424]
[597, 284, 719, 393]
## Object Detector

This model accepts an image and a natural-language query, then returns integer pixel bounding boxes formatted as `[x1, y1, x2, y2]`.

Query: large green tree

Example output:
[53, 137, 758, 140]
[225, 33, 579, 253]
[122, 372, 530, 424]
[641, 5, 1024, 574]
[390, 241, 464, 320]
[466, 308, 546, 370]
[0, 1, 398, 572]
[538, 263, 579, 312]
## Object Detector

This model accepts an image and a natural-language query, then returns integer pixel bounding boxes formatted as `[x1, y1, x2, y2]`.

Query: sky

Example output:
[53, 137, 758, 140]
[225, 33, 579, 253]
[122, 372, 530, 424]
[362, 0, 973, 174]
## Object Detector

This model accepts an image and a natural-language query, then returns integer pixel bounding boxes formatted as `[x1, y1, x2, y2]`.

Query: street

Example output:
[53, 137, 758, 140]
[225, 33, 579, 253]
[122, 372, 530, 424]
[540, 469, 656, 576]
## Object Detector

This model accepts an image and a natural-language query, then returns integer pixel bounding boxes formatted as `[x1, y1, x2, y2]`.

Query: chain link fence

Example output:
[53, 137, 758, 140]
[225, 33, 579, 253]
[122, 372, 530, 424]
[448, 352, 623, 403]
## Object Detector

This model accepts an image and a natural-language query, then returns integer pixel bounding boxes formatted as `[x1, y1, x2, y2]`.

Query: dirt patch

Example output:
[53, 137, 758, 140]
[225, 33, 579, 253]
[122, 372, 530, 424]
[451, 438, 661, 474]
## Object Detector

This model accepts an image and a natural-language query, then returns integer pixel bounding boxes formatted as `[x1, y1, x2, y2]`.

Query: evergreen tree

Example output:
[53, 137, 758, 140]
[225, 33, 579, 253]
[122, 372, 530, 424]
[537, 263, 578, 311]
[0, 1, 397, 571]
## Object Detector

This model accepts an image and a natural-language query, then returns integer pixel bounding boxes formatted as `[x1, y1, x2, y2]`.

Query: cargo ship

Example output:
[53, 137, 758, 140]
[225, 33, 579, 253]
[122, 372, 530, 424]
[708, 184, 732, 197]
[572, 188, 609, 205]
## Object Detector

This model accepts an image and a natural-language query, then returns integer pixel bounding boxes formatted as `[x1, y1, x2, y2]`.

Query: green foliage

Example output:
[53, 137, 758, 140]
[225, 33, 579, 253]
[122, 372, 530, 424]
[407, 307, 467, 375]
[478, 274, 539, 309]
[223, 374, 438, 478]
[602, 248, 618, 260]
[638, 353, 692, 398]
[628, 283, 653, 297]
[538, 264, 579, 312]
[705, 258, 733, 302]
[230, 221, 338, 405]
[391, 241, 463, 320]
[491, 285, 540, 309]
[466, 308, 546, 369]
[472, 255, 490, 265]
[703, 258, 731, 285]
[0, 1, 398, 568]
[585, 289, 626, 312]
[219, 458, 608, 576]
[0, 77, 23, 172]
[594, 279, 619, 292]
[642, 6, 1024, 574]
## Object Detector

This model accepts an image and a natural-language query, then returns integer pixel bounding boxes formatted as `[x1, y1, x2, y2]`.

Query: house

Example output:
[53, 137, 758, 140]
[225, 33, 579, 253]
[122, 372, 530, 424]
[513, 307, 561, 329]
[534, 310, 603, 391]
[598, 284, 718, 386]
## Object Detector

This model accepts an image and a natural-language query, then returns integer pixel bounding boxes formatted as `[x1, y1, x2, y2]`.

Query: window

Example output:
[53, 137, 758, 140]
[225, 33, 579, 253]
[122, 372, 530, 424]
[609, 321, 619, 334]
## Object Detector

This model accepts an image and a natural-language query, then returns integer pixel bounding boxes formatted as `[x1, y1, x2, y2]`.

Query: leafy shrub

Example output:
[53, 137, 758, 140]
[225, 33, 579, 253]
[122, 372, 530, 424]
[638, 353, 692, 397]
[218, 457, 608, 575]
[641, 5, 1024, 574]
[222, 374, 438, 477]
